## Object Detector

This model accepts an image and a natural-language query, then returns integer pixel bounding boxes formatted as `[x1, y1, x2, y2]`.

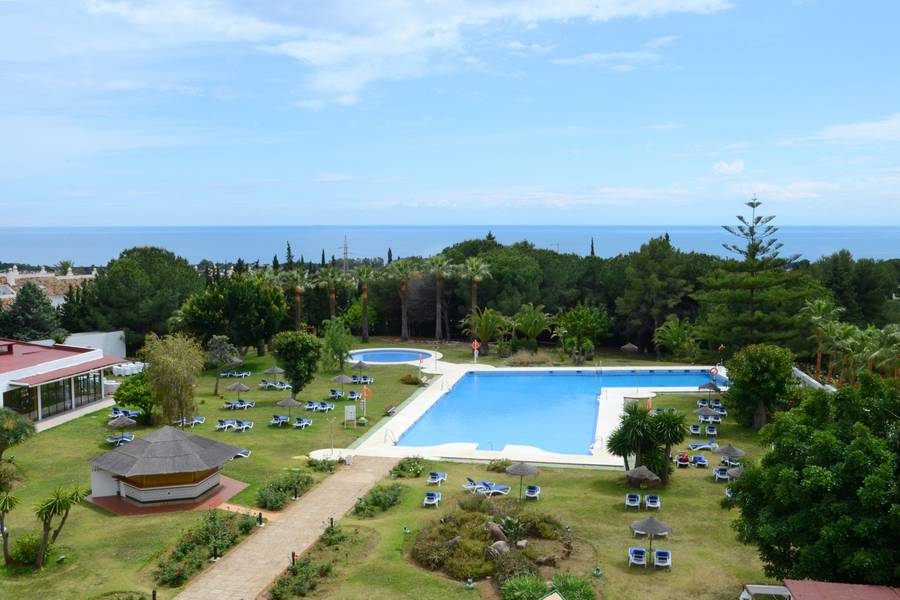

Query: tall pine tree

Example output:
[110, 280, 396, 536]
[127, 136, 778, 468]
[695, 200, 815, 353]
[285, 242, 295, 271]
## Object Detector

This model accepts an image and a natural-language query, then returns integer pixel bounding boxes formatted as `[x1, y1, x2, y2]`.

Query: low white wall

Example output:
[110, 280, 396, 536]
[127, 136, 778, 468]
[120, 472, 221, 503]
[65, 331, 127, 359]
[90, 468, 120, 497]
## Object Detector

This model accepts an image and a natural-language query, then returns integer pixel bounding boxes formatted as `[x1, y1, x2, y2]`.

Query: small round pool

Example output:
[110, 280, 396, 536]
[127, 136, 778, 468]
[348, 348, 437, 364]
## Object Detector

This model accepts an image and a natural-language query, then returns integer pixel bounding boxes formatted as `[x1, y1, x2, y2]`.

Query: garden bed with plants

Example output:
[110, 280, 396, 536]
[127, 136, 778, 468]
[155, 510, 260, 587]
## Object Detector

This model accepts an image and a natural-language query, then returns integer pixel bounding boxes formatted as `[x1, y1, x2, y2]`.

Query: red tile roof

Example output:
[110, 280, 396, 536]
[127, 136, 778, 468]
[785, 579, 900, 600]
[0, 338, 93, 373]
[9, 356, 125, 386]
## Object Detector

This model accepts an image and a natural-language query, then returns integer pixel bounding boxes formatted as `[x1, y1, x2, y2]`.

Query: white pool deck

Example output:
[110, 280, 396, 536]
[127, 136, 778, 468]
[317, 358, 725, 468]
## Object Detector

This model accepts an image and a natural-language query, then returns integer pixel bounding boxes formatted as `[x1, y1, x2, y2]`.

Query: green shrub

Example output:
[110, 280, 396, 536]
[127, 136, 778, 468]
[390, 456, 424, 478]
[499, 516, 524, 543]
[486, 458, 512, 472]
[400, 373, 422, 385]
[444, 542, 493, 579]
[493, 551, 537, 583]
[271, 558, 332, 598]
[496, 340, 512, 358]
[410, 535, 452, 570]
[552, 574, 596, 600]
[505, 350, 552, 366]
[257, 470, 314, 510]
[157, 547, 205, 586]
[320, 525, 346, 547]
[354, 483, 405, 517]
[237, 513, 257, 535]
[457, 493, 495, 514]
[0, 463, 19, 493]
[257, 486, 290, 510]
[500, 574, 547, 600]
[269, 578, 292, 600]
[10, 533, 49, 565]
[307, 457, 337, 473]
[519, 511, 562, 540]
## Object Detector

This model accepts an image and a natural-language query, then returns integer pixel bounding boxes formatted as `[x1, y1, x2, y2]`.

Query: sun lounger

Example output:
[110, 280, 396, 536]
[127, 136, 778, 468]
[710, 415, 722, 423]
[426, 471, 447, 486]
[705, 425, 718, 436]
[689, 424, 701, 436]
[191, 416, 205, 427]
[234, 420, 254, 432]
[106, 433, 134, 446]
[293, 417, 312, 429]
[224, 401, 240, 410]
[697, 398, 709, 408]
[711, 398, 722, 408]
[317, 402, 335, 412]
[173, 416, 205, 427]
[329, 389, 344, 399]
[724, 487, 733, 499]
[699, 414, 713, 424]
[525, 485, 541, 500]
[360, 375, 374, 384]
[270, 415, 289, 427]
[653, 549, 672, 570]
[478, 484, 511, 497]
[691, 455, 709, 468]
[463, 477, 494, 493]
[645, 495, 661, 510]
[674, 453, 690, 468]
[720, 457, 741, 467]
[423, 491, 442, 507]
[216, 419, 236, 431]
[715, 407, 728, 416]
[348, 391, 361, 400]
[274, 381, 292, 390]
[234, 449, 251, 459]
[237, 400, 255, 409]
[628, 547, 648, 568]
[625, 493, 641, 509]
[351, 375, 361, 384]
[305, 401, 319, 411]
[687, 438, 717, 451]
[258, 380, 274, 389]
[713, 467, 729, 482]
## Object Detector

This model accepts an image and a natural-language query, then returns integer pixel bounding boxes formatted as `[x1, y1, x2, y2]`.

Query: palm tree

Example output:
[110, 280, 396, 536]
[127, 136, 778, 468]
[652, 411, 686, 485]
[427, 255, 455, 340]
[822, 319, 844, 384]
[872, 324, 900, 378]
[860, 324, 881, 374]
[652, 317, 697, 362]
[353, 266, 377, 342]
[461, 307, 509, 354]
[461, 257, 491, 313]
[316, 266, 346, 318]
[387, 259, 421, 341]
[617, 403, 655, 468]
[278, 269, 313, 331]
[54, 260, 74, 276]
[513, 303, 552, 353]
[800, 298, 844, 381]
[0, 492, 19, 565]
[606, 427, 631, 471]
[35, 487, 86, 568]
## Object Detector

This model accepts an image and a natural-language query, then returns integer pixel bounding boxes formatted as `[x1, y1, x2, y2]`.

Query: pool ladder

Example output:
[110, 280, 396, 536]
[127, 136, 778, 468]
[383, 428, 398, 445]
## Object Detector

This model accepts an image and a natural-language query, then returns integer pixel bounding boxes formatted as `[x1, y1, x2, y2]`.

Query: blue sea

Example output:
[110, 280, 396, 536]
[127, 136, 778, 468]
[0, 225, 897, 265]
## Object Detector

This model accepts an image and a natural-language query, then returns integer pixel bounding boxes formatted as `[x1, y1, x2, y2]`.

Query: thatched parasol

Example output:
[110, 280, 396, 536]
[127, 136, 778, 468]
[505, 462, 540, 500]
[106, 414, 136, 437]
[630, 516, 672, 553]
[332, 373, 354, 393]
[694, 406, 718, 417]
[276, 397, 302, 418]
[226, 382, 250, 399]
[714, 444, 746, 460]
[621, 342, 639, 352]
[625, 465, 661, 487]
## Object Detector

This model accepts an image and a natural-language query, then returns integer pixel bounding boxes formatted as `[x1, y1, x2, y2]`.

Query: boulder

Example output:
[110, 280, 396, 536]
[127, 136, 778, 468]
[515, 539, 528, 549]
[446, 536, 461, 550]
[485, 521, 508, 542]
[535, 554, 559, 567]
[486, 541, 510, 560]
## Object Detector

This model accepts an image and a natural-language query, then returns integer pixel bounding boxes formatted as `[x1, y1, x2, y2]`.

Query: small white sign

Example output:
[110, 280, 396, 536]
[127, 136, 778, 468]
[344, 405, 357, 423]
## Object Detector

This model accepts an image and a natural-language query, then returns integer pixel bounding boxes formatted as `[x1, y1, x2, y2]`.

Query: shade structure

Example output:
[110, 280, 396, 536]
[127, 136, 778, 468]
[505, 462, 540, 500]
[698, 382, 721, 393]
[89, 426, 240, 478]
[726, 465, 745, 480]
[264, 367, 285, 376]
[276, 397, 302, 417]
[351, 361, 370, 371]
[625, 465, 661, 487]
[226, 382, 250, 399]
[694, 406, 718, 417]
[630, 516, 672, 553]
[332, 373, 354, 393]
[621, 342, 639, 352]
[714, 444, 746, 459]
[107, 414, 137, 429]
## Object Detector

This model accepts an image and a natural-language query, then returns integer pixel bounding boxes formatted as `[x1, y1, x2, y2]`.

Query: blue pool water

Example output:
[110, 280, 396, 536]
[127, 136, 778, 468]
[398, 370, 724, 455]
[349, 349, 431, 363]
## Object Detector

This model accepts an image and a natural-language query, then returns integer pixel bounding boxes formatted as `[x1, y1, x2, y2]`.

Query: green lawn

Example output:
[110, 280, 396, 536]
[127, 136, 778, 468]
[0, 347, 421, 600]
[298, 393, 773, 600]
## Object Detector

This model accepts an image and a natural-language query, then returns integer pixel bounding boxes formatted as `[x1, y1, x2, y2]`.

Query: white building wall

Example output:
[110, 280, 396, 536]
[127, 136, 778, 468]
[90, 468, 120, 497]
[64, 332, 126, 359]
[0, 347, 104, 398]
[120, 472, 221, 503]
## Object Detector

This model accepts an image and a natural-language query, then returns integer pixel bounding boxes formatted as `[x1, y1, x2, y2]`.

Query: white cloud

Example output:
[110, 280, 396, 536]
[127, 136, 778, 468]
[553, 35, 681, 71]
[713, 158, 745, 174]
[733, 180, 838, 200]
[83, 1, 728, 105]
[782, 113, 900, 145]
[103, 79, 202, 95]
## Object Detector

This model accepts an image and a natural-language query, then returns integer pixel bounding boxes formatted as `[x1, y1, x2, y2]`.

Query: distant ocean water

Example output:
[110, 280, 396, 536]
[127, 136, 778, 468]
[0, 226, 897, 266]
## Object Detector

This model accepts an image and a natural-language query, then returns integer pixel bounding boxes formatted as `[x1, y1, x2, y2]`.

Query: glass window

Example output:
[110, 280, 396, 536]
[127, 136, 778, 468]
[40, 379, 72, 419]
[2, 387, 36, 420]
[74, 372, 101, 408]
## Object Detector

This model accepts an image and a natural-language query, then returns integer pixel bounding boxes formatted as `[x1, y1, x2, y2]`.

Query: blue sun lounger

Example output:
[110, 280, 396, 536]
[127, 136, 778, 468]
[233, 449, 251, 459]
[347, 391, 361, 401]
[234, 420, 254, 432]
[463, 477, 494, 493]
[687, 438, 717, 451]
[628, 546, 647, 568]
[713, 467, 729, 482]
[423, 491, 442, 507]
[525, 485, 541, 500]
[477, 484, 511, 497]
[625, 493, 641, 509]
[645, 495, 661, 510]
[691, 455, 709, 468]
[216, 419, 236, 431]
[270, 415, 289, 427]
[293, 417, 312, 429]
[426, 472, 447, 486]
[653, 549, 672, 570]
[106, 433, 134, 446]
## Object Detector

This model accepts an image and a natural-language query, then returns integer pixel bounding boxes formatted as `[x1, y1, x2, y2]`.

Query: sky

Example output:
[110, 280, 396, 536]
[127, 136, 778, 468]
[1, 0, 899, 227]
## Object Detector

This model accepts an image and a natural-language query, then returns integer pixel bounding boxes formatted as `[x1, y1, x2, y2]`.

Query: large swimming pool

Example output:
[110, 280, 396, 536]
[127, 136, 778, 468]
[397, 369, 724, 455]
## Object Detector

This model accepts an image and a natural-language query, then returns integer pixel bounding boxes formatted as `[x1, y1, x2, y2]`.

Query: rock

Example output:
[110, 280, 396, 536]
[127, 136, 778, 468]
[446, 536, 461, 550]
[516, 540, 528, 549]
[485, 521, 508, 542]
[535, 554, 559, 567]
[486, 541, 510, 560]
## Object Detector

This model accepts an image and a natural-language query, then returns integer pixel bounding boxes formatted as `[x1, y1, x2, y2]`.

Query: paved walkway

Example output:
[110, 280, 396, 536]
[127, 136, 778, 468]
[176, 456, 398, 600]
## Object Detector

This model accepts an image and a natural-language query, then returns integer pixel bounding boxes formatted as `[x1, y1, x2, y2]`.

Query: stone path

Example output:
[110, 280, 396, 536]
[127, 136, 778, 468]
[176, 456, 398, 600]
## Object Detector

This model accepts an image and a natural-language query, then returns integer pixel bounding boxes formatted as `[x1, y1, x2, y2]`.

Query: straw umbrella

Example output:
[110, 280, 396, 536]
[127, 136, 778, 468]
[351, 361, 370, 374]
[264, 366, 285, 382]
[625, 465, 661, 488]
[276, 397, 302, 418]
[694, 406, 718, 418]
[621, 342, 639, 353]
[505, 462, 540, 500]
[629, 516, 672, 554]
[106, 414, 136, 437]
[332, 374, 353, 394]
[714, 443, 746, 461]
[226, 382, 250, 400]
[698, 382, 721, 403]
[726, 465, 745, 480]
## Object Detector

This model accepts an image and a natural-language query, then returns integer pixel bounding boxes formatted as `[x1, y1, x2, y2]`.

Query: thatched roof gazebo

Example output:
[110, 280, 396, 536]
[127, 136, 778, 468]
[89, 426, 241, 504]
